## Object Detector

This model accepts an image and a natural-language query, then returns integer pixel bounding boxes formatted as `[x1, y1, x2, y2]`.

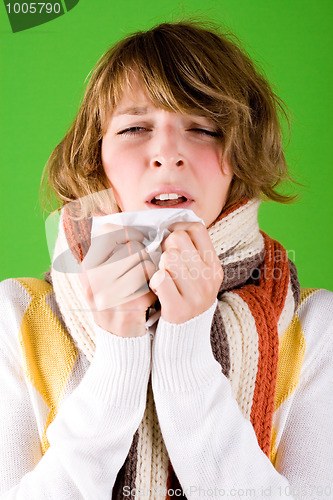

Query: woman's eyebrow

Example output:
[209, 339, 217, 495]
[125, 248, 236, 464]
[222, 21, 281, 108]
[113, 105, 152, 116]
[112, 107, 213, 121]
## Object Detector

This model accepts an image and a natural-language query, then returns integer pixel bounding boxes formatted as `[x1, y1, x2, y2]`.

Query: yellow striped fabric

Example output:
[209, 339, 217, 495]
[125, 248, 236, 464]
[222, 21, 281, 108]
[15, 278, 78, 453]
[269, 288, 318, 464]
[15, 278, 314, 465]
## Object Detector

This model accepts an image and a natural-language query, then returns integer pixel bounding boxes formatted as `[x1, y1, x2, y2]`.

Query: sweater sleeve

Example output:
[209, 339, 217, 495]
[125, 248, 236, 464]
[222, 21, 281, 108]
[151, 298, 333, 500]
[0, 280, 151, 500]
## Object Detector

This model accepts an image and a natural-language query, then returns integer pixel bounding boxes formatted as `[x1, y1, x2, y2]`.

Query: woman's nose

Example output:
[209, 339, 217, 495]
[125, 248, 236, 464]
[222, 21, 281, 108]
[151, 156, 184, 168]
[150, 127, 185, 169]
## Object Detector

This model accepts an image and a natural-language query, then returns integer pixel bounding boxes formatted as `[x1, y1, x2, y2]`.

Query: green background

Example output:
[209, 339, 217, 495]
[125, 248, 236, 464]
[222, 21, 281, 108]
[0, 0, 332, 289]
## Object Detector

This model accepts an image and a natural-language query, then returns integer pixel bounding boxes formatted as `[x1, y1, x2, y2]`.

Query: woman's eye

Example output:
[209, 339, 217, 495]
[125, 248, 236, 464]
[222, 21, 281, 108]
[117, 126, 220, 138]
[190, 128, 220, 137]
[117, 127, 148, 136]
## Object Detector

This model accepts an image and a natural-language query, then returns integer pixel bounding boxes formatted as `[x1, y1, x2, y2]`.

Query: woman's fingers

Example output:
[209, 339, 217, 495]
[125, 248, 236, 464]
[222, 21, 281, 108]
[162, 230, 207, 279]
[83, 225, 146, 269]
[149, 269, 179, 317]
[158, 248, 199, 297]
[87, 256, 156, 310]
[164, 222, 223, 282]
[81, 233, 149, 297]
[150, 222, 224, 323]
[114, 258, 156, 299]
[101, 240, 147, 267]
[165, 222, 218, 267]
[78, 223, 157, 311]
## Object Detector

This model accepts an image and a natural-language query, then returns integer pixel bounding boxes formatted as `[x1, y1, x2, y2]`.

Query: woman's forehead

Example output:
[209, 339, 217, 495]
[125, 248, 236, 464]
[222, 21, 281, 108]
[113, 68, 187, 115]
[113, 78, 153, 114]
[112, 76, 213, 121]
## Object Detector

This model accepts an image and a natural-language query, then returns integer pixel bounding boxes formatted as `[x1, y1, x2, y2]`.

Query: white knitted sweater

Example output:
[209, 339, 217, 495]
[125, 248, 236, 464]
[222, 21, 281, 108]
[0, 280, 332, 500]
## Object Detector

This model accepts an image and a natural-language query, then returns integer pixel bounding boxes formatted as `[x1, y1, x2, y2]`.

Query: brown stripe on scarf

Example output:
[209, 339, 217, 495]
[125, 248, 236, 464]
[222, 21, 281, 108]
[289, 259, 301, 312]
[218, 250, 266, 292]
[165, 462, 186, 499]
[210, 305, 230, 377]
[112, 431, 139, 499]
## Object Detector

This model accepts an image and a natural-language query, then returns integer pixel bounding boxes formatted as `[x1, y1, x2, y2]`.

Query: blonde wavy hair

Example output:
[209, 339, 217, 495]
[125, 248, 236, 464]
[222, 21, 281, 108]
[43, 20, 295, 216]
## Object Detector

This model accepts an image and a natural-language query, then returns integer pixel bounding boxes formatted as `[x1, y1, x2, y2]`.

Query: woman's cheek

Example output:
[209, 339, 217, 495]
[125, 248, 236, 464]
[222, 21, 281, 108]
[196, 149, 223, 177]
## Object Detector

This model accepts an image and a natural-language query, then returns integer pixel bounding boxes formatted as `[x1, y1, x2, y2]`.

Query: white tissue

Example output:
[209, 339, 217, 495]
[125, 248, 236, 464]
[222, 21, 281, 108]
[91, 208, 204, 266]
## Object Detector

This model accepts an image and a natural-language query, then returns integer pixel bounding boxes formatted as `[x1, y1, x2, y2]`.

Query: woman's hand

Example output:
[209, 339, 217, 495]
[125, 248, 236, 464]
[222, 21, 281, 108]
[79, 224, 157, 337]
[149, 222, 223, 324]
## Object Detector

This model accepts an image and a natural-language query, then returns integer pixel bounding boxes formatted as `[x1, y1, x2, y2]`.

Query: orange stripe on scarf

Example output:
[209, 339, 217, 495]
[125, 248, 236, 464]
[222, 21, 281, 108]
[232, 232, 289, 455]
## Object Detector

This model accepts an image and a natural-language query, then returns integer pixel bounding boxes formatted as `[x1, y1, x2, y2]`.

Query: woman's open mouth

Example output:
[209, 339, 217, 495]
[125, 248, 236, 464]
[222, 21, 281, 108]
[145, 189, 194, 209]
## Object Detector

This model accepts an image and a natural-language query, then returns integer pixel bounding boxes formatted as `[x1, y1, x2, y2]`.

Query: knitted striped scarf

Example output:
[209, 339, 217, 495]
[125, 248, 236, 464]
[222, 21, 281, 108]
[50, 197, 300, 499]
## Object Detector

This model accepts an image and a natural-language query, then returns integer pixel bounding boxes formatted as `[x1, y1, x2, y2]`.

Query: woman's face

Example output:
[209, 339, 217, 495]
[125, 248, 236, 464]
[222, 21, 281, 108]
[101, 80, 233, 226]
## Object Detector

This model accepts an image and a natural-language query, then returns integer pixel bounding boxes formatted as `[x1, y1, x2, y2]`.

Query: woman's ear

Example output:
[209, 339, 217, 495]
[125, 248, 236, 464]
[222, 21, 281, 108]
[221, 158, 233, 177]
